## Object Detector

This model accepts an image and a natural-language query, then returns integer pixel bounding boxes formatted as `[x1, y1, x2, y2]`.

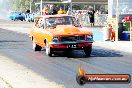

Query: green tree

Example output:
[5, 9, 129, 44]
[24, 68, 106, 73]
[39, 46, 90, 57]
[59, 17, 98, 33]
[10, 0, 36, 12]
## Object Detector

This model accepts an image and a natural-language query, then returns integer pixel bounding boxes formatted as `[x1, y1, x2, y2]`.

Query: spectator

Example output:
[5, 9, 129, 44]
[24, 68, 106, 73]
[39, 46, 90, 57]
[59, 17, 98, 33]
[110, 24, 116, 42]
[88, 7, 95, 27]
[42, 5, 49, 15]
[96, 10, 101, 26]
[107, 23, 112, 41]
[58, 7, 65, 14]
[48, 5, 57, 15]
[66, 8, 72, 15]
[76, 11, 82, 24]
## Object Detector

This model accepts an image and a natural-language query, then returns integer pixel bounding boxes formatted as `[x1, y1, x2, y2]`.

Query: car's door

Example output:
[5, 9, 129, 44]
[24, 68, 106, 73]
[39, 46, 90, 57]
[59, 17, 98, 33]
[37, 17, 47, 47]
[34, 17, 46, 47]
[32, 17, 43, 46]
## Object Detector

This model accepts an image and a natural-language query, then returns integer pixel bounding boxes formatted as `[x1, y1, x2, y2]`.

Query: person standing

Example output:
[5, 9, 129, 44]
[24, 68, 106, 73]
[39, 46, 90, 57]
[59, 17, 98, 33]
[110, 24, 116, 42]
[48, 5, 57, 15]
[42, 5, 49, 15]
[88, 7, 95, 27]
[57, 7, 65, 14]
[76, 11, 82, 24]
[96, 10, 101, 26]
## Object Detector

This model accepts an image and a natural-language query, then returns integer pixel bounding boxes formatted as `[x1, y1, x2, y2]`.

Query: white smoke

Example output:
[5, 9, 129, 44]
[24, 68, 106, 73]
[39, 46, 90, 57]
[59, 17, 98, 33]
[0, 0, 9, 19]
[0, 0, 2, 3]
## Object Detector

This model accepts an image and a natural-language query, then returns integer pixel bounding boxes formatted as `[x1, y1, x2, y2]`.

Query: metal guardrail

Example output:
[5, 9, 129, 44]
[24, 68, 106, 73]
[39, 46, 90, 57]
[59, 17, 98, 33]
[72, 10, 108, 27]
[80, 14, 108, 27]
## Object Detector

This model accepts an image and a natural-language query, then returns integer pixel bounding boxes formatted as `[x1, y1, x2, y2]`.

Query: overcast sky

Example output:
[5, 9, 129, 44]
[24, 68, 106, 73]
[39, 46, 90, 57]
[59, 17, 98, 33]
[0, 0, 2, 3]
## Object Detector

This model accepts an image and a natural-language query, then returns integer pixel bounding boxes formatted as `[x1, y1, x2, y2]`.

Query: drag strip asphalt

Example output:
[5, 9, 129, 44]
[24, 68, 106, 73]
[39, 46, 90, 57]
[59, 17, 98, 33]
[0, 27, 132, 88]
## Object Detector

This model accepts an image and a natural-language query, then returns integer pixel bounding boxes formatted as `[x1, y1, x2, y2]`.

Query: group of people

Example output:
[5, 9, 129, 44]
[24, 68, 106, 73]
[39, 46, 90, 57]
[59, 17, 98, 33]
[75, 7, 96, 27]
[42, 5, 66, 15]
[42, 5, 103, 28]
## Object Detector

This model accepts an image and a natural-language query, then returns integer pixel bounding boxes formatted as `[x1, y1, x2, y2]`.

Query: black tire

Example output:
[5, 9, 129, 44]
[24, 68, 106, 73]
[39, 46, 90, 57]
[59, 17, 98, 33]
[21, 19, 23, 21]
[46, 41, 53, 57]
[31, 19, 34, 22]
[32, 20, 34, 22]
[32, 40, 42, 51]
[14, 18, 16, 21]
[84, 46, 92, 57]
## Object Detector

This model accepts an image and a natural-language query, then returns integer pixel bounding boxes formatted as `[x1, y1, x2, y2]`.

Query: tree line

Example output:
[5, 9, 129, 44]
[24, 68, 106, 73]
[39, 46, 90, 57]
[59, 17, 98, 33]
[10, 0, 40, 12]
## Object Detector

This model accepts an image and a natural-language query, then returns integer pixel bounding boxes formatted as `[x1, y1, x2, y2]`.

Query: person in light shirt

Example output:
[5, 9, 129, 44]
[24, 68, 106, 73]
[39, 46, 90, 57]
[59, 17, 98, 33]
[42, 5, 49, 15]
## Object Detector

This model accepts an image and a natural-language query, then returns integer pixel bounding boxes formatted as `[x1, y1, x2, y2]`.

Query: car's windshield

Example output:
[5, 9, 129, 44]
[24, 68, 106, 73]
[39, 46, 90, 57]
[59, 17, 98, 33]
[45, 16, 80, 28]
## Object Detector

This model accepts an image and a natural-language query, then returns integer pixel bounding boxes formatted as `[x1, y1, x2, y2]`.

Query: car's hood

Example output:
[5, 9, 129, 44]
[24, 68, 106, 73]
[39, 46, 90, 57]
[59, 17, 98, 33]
[46, 25, 93, 36]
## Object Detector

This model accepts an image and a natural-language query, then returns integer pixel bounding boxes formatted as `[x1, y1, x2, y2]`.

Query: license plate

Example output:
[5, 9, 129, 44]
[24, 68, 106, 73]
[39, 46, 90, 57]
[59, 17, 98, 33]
[68, 44, 77, 48]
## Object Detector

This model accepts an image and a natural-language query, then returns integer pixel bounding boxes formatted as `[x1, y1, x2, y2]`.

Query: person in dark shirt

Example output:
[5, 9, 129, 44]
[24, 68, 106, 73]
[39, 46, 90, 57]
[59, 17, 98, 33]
[48, 5, 57, 15]
[88, 8, 95, 27]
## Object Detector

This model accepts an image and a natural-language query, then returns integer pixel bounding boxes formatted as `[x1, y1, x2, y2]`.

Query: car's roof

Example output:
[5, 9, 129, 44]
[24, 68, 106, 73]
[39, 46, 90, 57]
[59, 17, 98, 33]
[42, 14, 72, 18]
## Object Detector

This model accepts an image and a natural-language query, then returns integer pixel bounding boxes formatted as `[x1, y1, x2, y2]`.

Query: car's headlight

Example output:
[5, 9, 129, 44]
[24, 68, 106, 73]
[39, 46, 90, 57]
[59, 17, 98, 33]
[86, 35, 93, 40]
[52, 37, 59, 42]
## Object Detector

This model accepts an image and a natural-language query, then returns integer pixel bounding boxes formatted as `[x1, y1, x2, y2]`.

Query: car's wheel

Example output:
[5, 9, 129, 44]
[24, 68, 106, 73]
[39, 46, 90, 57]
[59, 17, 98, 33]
[32, 20, 34, 22]
[84, 46, 92, 57]
[46, 41, 53, 57]
[32, 40, 42, 51]
[21, 19, 23, 21]
[14, 18, 16, 21]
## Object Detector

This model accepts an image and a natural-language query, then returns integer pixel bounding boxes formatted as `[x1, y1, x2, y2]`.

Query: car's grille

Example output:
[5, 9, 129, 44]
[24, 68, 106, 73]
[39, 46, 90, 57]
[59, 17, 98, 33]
[60, 36, 85, 42]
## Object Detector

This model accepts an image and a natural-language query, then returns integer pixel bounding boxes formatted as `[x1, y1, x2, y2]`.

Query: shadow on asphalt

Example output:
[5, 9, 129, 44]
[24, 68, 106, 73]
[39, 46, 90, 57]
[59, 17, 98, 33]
[42, 47, 123, 58]
[91, 48, 123, 57]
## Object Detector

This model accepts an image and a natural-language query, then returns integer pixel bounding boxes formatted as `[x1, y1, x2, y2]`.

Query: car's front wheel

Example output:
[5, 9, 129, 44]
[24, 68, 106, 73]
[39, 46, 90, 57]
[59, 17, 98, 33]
[46, 41, 53, 57]
[21, 19, 23, 21]
[13, 18, 16, 21]
[84, 46, 92, 57]
[32, 40, 42, 51]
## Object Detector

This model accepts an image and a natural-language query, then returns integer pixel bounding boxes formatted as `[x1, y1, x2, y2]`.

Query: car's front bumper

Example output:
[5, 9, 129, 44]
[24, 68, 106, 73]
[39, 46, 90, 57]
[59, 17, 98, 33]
[49, 41, 93, 49]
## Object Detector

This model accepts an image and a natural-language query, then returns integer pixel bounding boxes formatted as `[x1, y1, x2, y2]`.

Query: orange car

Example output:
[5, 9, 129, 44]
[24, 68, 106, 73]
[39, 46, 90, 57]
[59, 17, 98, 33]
[29, 14, 94, 56]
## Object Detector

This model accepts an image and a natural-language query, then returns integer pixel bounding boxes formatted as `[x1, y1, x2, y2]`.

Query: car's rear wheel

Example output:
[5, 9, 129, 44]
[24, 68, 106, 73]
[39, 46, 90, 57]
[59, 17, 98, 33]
[21, 19, 23, 21]
[32, 40, 42, 51]
[46, 41, 53, 57]
[14, 18, 16, 21]
[84, 46, 92, 57]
